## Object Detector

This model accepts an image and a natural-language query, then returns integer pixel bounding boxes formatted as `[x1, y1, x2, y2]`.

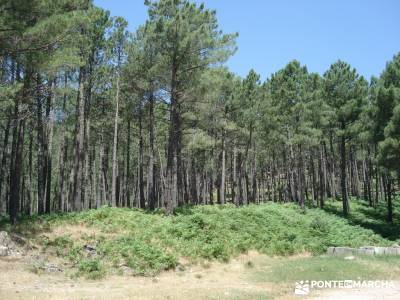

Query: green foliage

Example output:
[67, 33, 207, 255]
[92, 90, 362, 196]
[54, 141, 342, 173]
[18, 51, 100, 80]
[5, 203, 397, 278]
[323, 197, 400, 240]
[323, 60, 367, 126]
[77, 258, 105, 280]
[99, 237, 177, 276]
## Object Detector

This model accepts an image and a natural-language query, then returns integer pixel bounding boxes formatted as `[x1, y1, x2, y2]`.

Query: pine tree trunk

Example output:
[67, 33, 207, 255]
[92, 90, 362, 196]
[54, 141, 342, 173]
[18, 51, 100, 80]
[220, 132, 226, 204]
[165, 62, 179, 213]
[44, 79, 55, 213]
[58, 73, 68, 212]
[148, 92, 156, 210]
[318, 144, 325, 208]
[238, 152, 244, 205]
[138, 105, 145, 209]
[71, 67, 86, 211]
[26, 125, 33, 215]
[9, 63, 25, 223]
[0, 113, 11, 207]
[36, 74, 45, 214]
[340, 122, 349, 216]
[386, 173, 393, 223]
[232, 147, 237, 205]
[126, 117, 131, 208]
[190, 159, 198, 205]
[9, 119, 24, 225]
[111, 74, 120, 207]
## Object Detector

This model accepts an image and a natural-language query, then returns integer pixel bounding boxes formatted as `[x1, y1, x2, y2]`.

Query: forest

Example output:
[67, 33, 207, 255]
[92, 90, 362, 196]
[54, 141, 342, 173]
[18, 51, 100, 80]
[1, 0, 399, 226]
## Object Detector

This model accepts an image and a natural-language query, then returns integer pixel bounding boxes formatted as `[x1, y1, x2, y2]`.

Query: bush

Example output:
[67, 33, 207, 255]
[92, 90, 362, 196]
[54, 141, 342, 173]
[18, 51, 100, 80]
[77, 258, 105, 279]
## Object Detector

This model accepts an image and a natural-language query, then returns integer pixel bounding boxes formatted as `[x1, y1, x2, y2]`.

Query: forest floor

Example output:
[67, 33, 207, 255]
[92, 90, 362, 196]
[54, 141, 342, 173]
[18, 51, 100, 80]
[1, 201, 399, 299]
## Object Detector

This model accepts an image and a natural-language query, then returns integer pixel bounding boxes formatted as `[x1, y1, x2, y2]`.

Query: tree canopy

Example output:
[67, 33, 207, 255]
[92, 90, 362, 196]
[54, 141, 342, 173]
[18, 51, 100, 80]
[0, 0, 399, 225]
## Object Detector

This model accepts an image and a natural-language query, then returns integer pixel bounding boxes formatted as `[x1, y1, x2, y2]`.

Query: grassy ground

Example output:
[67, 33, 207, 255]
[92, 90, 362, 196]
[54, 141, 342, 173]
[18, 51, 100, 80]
[249, 255, 400, 283]
[1, 201, 398, 279]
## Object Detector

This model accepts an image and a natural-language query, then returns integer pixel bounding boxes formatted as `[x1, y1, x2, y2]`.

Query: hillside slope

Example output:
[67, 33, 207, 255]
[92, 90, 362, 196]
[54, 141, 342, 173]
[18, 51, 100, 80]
[1, 202, 396, 278]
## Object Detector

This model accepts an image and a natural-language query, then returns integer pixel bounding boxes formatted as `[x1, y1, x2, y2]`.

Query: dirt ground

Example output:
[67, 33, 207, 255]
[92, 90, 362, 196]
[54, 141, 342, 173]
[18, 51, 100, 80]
[0, 252, 274, 300]
[1, 251, 399, 300]
[311, 285, 400, 300]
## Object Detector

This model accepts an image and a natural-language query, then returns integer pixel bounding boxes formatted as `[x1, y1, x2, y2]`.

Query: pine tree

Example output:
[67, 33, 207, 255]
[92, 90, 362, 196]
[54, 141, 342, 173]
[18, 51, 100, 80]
[323, 61, 367, 216]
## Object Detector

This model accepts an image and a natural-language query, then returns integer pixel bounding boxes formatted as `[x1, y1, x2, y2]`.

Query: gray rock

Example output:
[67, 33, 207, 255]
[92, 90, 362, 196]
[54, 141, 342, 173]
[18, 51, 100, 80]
[0, 231, 10, 247]
[11, 234, 27, 246]
[358, 246, 375, 255]
[327, 246, 400, 256]
[120, 265, 133, 276]
[83, 244, 97, 257]
[0, 246, 8, 256]
[373, 247, 387, 255]
[0, 231, 21, 256]
[332, 247, 356, 255]
[384, 247, 400, 255]
[44, 263, 63, 273]
[327, 247, 335, 255]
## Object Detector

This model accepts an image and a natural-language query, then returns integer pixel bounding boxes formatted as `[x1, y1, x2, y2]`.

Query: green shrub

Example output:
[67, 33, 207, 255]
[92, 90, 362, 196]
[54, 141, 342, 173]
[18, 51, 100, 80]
[77, 258, 105, 279]
[100, 237, 177, 276]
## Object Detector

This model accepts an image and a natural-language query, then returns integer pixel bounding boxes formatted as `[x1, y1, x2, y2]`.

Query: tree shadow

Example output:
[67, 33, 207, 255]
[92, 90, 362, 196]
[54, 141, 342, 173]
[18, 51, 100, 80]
[0, 213, 66, 238]
[323, 198, 400, 241]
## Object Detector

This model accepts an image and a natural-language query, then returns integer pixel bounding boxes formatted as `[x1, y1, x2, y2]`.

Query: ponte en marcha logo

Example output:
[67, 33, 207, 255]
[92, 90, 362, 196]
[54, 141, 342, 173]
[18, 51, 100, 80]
[294, 280, 395, 295]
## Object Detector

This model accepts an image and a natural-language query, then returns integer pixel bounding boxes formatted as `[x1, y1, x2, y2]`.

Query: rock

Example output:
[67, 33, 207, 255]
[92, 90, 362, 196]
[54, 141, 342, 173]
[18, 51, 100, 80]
[44, 263, 63, 273]
[120, 265, 133, 276]
[84, 245, 96, 253]
[358, 246, 375, 255]
[0, 246, 8, 256]
[384, 247, 400, 255]
[83, 245, 96, 252]
[331, 247, 356, 255]
[175, 264, 186, 272]
[0, 231, 22, 257]
[83, 245, 97, 257]
[0, 231, 10, 247]
[327, 247, 335, 255]
[373, 247, 387, 255]
[328, 245, 400, 256]
[11, 234, 27, 246]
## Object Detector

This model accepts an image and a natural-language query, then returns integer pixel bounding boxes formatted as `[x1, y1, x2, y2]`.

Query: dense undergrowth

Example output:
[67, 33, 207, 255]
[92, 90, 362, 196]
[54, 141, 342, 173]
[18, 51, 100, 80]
[1, 201, 398, 279]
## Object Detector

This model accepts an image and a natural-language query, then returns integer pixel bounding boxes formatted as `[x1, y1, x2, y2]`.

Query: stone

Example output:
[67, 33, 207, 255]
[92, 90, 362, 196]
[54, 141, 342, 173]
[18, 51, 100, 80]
[0, 246, 8, 256]
[83, 245, 97, 257]
[384, 247, 400, 255]
[0, 231, 10, 247]
[358, 246, 375, 255]
[44, 264, 63, 273]
[120, 265, 133, 276]
[373, 247, 387, 255]
[327, 246, 400, 256]
[11, 234, 27, 246]
[331, 247, 356, 255]
[327, 247, 335, 255]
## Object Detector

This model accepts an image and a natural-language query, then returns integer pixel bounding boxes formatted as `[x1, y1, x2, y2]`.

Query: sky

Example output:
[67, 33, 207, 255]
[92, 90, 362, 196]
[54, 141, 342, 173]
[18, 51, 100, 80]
[94, 0, 400, 81]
